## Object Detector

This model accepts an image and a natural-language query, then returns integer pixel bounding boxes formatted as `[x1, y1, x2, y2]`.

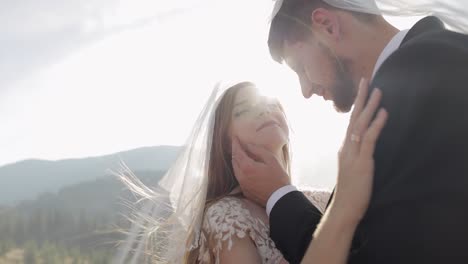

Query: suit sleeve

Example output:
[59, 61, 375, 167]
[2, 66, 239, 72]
[269, 191, 323, 264]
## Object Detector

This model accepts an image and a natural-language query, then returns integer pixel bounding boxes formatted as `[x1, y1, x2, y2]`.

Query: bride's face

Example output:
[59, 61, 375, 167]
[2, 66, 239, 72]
[229, 86, 289, 150]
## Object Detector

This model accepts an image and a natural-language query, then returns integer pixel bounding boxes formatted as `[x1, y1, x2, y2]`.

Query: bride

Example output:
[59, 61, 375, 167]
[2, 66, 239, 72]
[114, 80, 386, 263]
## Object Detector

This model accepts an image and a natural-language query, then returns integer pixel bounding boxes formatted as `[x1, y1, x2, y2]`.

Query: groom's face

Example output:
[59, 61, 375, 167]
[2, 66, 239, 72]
[283, 37, 356, 113]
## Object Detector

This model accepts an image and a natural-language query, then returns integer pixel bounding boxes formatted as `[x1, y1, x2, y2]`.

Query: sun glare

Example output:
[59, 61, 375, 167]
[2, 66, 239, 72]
[1, 0, 422, 191]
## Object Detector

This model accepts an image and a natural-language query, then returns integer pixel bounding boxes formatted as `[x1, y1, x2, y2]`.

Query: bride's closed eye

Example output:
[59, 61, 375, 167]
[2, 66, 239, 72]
[268, 102, 281, 110]
[234, 108, 250, 117]
[233, 102, 253, 117]
[234, 101, 280, 117]
[233, 100, 255, 118]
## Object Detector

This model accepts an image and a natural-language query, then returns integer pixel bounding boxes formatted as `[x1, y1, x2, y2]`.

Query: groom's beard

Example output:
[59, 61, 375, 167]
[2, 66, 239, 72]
[330, 56, 355, 113]
[320, 44, 356, 113]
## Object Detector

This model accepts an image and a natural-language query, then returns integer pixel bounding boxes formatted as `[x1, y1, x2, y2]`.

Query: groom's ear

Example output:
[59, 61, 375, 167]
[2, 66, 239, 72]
[310, 8, 341, 41]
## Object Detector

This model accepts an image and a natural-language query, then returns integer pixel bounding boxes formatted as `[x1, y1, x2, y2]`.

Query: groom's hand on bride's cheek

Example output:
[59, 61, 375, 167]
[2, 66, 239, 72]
[231, 137, 290, 207]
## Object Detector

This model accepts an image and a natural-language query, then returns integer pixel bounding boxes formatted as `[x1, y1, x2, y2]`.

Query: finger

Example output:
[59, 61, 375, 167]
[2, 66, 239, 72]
[360, 108, 388, 156]
[232, 136, 246, 158]
[232, 137, 256, 169]
[349, 78, 369, 124]
[245, 143, 277, 165]
[345, 88, 382, 156]
[231, 157, 244, 181]
[233, 136, 259, 161]
[344, 133, 360, 158]
[353, 88, 382, 137]
[232, 156, 254, 185]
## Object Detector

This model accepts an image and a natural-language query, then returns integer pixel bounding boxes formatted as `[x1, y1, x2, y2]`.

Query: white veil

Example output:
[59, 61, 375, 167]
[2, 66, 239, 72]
[113, 84, 227, 263]
[109, 0, 468, 262]
[271, 0, 468, 33]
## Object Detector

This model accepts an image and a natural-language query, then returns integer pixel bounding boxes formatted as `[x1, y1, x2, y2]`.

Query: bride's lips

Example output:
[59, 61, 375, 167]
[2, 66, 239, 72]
[256, 120, 280, 132]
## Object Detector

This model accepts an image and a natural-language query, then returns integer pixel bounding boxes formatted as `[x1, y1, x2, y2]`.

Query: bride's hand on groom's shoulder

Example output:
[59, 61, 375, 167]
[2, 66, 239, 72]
[231, 137, 290, 207]
[334, 78, 388, 226]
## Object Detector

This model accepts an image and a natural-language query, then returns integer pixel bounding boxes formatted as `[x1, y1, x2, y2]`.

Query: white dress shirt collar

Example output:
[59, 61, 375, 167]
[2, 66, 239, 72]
[372, 29, 410, 78]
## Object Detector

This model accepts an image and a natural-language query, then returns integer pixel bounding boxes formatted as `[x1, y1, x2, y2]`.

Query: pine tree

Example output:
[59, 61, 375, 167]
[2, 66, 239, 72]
[40, 242, 61, 264]
[24, 240, 38, 264]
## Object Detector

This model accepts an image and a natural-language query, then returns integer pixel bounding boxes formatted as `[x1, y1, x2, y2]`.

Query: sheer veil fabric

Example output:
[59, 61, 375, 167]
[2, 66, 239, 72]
[272, 0, 468, 33]
[113, 0, 468, 263]
[114, 84, 227, 263]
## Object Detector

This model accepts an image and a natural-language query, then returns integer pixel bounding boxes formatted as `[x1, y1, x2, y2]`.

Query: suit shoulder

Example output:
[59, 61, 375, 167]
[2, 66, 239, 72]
[393, 30, 468, 63]
[374, 30, 468, 83]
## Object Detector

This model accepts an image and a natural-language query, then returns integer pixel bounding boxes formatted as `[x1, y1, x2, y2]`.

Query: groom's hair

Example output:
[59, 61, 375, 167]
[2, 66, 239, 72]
[268, 0, 377, 63]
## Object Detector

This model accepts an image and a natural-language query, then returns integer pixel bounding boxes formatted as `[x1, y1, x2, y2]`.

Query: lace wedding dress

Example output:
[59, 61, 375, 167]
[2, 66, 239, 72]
[197, 189, 331, 264]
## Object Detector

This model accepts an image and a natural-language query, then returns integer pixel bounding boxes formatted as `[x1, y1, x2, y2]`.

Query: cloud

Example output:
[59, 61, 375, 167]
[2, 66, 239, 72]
[0, 0, 287, 167]
[0, 0, 198, 94]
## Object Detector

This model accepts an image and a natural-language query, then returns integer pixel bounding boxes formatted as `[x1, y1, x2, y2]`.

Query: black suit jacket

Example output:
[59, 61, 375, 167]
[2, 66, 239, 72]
[270, 16, 468, 264]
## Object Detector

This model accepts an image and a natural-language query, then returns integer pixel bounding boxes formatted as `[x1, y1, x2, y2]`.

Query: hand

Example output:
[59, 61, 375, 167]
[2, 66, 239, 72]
[231, 137, 291, 207]
[333, 78, 388, 225]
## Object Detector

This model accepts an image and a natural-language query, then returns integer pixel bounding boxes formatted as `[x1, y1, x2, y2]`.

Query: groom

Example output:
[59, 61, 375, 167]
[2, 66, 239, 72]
[232, 0, 468, 263]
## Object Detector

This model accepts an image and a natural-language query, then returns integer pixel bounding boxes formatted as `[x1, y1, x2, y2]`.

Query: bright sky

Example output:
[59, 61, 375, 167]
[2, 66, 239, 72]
[0, 0, 420, 189]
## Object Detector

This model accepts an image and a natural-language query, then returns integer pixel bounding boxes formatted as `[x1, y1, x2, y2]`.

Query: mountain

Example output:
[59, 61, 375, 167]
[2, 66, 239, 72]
[0, 146, 181, 205]
[0, 170, 167, 263]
